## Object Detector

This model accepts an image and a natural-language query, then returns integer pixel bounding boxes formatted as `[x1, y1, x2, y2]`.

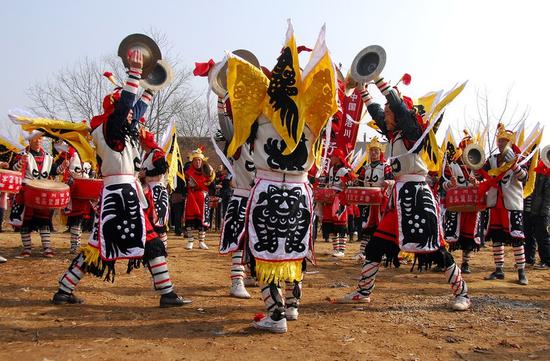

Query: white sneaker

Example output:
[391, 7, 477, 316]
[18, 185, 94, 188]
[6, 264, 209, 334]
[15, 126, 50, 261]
[285, 307, 299, 321]
[352, 253, 365, 262]
[332, 250, 344, 258]
[451, 295, 471, 311]
[252, 315, 287, 333]
[185, 241, 194, 250]
[198, 241, 209, 250]
[229, 281, 251, 299]
[0, 255, 7, 263]
[334, 290, 371, 304]
[352, 231, 359, 241]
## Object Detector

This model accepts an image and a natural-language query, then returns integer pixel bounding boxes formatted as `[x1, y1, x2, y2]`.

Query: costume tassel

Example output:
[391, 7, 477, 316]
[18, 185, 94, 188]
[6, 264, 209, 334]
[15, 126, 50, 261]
[255, 260, 303, 284]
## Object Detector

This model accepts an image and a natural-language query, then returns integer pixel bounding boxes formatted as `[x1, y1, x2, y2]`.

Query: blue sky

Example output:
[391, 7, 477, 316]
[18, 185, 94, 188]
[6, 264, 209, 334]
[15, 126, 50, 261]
[2, 0, 549, 145]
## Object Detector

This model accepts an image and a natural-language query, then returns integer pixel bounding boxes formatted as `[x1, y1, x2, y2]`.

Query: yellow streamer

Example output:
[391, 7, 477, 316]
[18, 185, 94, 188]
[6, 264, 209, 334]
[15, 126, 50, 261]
[255, 260, 303, 284]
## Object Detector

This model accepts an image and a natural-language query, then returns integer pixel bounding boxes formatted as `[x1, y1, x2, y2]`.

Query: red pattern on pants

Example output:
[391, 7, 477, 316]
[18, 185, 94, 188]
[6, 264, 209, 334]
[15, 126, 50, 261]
[371, 207, 399, 245]
[363, 205, 382, 233]
[487, 207, 524, 240]
[65, 198, 91, 218]
[321, 202, 347, 226]
[141, 186, 160, 242]
[449, 211, 479, 243]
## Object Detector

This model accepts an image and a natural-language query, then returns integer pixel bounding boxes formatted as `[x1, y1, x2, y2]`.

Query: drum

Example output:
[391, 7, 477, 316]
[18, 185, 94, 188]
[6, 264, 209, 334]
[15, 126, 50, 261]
[445, 186, 486, 212]
[344, 187, 383, 205]
[314, 188, 336, 204]
[0, 169, 23, 194]
[71, 178, 103, 200]
[24, 179, 71, 209]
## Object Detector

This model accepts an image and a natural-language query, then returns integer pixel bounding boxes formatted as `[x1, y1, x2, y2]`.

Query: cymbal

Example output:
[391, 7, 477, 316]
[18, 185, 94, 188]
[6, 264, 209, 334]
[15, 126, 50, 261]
[118, 33, 162, 78]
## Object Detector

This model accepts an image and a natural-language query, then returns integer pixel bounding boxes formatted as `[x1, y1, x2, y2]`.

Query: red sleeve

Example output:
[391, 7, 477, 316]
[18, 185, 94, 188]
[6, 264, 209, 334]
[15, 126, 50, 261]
[340, 168, 357, 184]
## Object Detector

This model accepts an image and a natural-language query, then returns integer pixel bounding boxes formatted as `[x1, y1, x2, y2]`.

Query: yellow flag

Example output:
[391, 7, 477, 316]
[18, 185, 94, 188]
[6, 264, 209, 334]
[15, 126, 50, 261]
[421, 129, 442, 172]
[263, 20, 303, 155]
[439, 127, 457, 176]
[12, 116, 96, 167]
[353, 151, 369, 174]
[226, 55, 269, 157]
[13, 116, 89, 131]
[313, 135, 324, 169]
[440, 127, 456, 153]
[165, 132, 176, 189]
[516, 120, 525, 147]
[523, 129, 543, 198]
[416, 90, 442, 120]
[524, 149, 539, 198]
[301, 24, 338, 141]
[428, 81, 467, 123]
[162, 121, 176, 154]
[0, 138, 20, 154]
[417, 82, 467, 173]
[174, 137, 185, 182]
[0, 120, 26, 153]
[521, 123, 541, 153]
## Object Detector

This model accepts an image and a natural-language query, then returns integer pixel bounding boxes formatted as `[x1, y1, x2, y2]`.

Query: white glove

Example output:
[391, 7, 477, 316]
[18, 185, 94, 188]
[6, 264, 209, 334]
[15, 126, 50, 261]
[503, 148, 515, 162]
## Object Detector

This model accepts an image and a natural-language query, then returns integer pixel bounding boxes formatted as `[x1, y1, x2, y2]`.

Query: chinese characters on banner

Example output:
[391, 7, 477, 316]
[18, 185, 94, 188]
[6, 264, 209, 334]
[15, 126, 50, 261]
[335, 88, 363, 155]
[317, 86, 364, 177]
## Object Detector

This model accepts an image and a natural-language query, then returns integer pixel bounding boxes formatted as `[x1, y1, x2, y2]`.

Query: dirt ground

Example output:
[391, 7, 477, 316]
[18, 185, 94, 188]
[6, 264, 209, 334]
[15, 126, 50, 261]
[0, 230, 548, 361]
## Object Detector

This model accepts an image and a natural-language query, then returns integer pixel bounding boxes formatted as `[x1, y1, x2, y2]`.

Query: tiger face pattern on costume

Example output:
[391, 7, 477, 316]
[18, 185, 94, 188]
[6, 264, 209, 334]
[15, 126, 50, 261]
[252, 184, 310, 254]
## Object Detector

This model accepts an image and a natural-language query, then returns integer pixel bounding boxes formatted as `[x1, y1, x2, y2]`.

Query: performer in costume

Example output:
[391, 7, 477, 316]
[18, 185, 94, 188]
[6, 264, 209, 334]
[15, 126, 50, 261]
[524, 159, 550, 268]
[10, 131, 68, 258]
[183, 147, 215, 250]
[222, 22, 338, 332]
[170, 176, 186, 236]
[63, 144, 93, 253]
[139, 129, 170, 250]
[354, 137, 393, 261]
[0, 191, 7, 234]
[215, 92, 257, 299]
[320, 149, 355, 257]
[482, 124, 529, 285]
[0, 151, 11, 233]
[336, 78, 471, 311]
[0, 159, 9, 262]
[442, 132, 481, 273]
[348, 204, 360, 242]
[52, 49, 189, 307]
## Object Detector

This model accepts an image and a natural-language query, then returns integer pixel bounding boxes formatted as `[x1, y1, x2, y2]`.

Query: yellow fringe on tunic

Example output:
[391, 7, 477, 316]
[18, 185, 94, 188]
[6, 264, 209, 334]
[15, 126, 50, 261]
[399, 251, 415, 263]
[255, 260, 303, 284]
[81, 244, 102, 268]
[80, 244, 117, 281]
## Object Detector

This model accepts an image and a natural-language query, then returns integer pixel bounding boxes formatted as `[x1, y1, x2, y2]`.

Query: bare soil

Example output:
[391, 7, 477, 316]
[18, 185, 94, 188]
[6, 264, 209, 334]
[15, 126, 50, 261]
[0, 230, 548, 361]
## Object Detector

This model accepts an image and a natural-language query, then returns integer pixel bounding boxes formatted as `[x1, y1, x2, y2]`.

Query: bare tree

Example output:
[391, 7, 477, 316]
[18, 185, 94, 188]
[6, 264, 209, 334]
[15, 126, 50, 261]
[175, 97, 217, 137]
[26, 30, 209, 140]
[463, 86, 529, 155]
[27, 57, 112, 121]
